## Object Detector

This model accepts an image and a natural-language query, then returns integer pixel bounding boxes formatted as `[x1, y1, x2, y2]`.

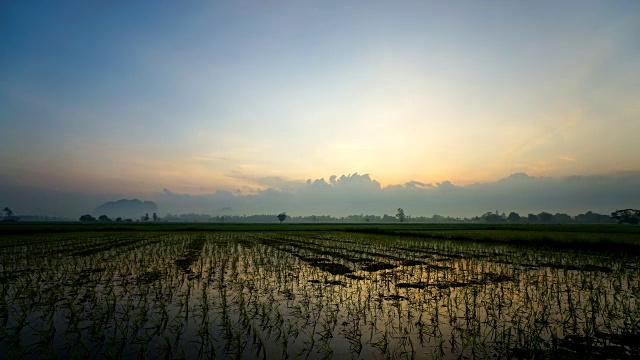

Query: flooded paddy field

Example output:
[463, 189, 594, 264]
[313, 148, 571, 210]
[1, 230, 640, 359]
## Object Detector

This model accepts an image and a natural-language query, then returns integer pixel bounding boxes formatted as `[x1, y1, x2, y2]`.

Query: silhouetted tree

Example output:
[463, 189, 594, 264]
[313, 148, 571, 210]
[537, 212, 553, 223]
[142, 213, 150, 222]
[115, 217, 122, 222]
[482, 211, 505, 223]
[153, 212, 158, 221]
[1, 207, 19, 222]
[396, 208, 406, 223]
[575, 211, 613, 224]
[277, 212, 287, 223]
[527, 214, 538, 223]
[554, 213, 572, 223]
[507, 212, 521, 223]
[79, 214, 96, 222]
[98, 215, 111, 222]
[1, 207, 20, 222]
[611, 209, 640, 224]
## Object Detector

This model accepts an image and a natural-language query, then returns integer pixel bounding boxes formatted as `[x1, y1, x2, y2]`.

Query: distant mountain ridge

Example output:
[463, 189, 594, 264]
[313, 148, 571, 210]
[94, 199, 158, 219]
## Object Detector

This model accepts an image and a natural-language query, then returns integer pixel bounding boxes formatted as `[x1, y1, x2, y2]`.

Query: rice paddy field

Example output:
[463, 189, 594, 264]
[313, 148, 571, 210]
[1, 225, 640, 359]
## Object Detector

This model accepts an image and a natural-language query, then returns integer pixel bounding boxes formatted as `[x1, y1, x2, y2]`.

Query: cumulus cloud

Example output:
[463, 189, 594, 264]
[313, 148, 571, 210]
[2, 172, 639, 218]
[152, 172, 640, 217]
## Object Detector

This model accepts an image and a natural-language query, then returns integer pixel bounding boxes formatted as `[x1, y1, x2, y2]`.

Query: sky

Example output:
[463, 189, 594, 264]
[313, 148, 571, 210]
[1, 1, 639, 218]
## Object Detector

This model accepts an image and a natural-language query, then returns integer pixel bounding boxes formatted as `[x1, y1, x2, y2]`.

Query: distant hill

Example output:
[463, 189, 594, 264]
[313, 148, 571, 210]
[94, 199, 158, 220]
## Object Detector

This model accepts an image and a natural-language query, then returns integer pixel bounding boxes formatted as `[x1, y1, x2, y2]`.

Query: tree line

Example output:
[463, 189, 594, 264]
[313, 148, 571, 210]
[79, 213, 160, 222]
[72, 209, 638, 224]
[0, 206, 634, 224]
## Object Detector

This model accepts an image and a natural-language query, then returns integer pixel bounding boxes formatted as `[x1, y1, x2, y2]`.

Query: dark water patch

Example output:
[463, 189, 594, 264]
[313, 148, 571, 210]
[71, 238, 139, 257]
[137, 270, 164, 285]
[324, 280, 345, 286]
[361, 263, 398, 272]
[175, 237, 207, 273]
[307, 279, 345, 286]
[464, 253, 491, 259]
[509, 347, 574, 360]
[395, 282, 431, 289]
[594, 330, 640, 348]
[309, 262, 353, 275]
[259, 235, 404, 266]
[538, 333, 640, 359]
[360, 251, 403, 261]
[342, 255, 370, 263]
[299, 256, 331, 263]
[401, 259, 427, 266]
[175, 258, 192, 272]
[481, 272, 516, 283]
[73, 267, 106, 285]
[257, 236, 371, 267]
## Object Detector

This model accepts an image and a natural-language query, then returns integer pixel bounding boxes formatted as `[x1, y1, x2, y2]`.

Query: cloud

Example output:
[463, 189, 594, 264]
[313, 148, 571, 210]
[226, 173, 305, 193]
[403, 181, 435, 190]
[151, 171, 640, 217]
[2, 171, 640, 218]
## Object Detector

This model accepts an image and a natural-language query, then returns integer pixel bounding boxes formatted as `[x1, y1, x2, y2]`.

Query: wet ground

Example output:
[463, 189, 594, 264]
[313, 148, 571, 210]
[1, 231, 639, 359]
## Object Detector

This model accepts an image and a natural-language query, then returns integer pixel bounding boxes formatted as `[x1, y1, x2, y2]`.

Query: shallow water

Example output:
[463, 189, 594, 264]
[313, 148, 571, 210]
[1, 231, 639, 359]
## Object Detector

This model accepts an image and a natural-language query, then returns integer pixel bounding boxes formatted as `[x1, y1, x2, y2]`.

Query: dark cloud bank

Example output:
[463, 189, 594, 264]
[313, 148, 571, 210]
[2, 172, 639, 219]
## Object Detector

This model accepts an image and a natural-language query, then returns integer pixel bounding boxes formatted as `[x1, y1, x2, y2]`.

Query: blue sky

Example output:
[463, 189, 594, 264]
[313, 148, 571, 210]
[1, 1, 639, 216]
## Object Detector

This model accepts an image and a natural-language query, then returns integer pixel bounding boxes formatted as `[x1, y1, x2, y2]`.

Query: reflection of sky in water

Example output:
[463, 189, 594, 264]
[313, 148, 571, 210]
[1, 232, 638, 359]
